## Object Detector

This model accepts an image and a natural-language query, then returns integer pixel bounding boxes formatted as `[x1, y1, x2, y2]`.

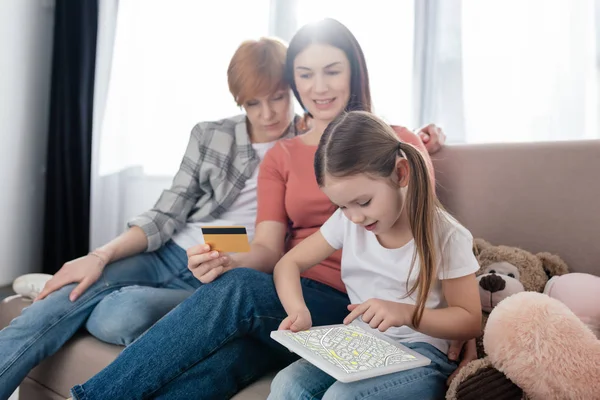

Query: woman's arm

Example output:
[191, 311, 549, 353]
[36, 226, 148, 301]
[95, 226, 148, 263]
[186, 220, 288, 283]
[229, 220, 287, 272]
[128, 124, 208, 252]
[188, 143, 292, 282]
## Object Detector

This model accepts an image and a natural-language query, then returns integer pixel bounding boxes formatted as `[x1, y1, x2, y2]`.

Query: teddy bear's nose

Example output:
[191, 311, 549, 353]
[480, 274, 506, 293]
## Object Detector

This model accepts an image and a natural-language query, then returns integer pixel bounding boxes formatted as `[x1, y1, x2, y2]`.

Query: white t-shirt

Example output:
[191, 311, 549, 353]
[320, 208, 480, 354]
[171, 141, 276, 250]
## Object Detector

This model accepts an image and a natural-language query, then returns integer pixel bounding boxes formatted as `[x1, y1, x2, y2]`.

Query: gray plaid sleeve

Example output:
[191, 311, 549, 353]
[128, 125, 205, 252]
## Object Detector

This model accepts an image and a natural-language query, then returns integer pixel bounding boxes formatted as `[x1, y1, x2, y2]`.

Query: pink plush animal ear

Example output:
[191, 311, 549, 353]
[483, 292, 600, 400]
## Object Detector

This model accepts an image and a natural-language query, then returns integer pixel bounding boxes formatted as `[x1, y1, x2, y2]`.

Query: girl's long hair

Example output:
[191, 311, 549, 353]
[315, 111, 441, 327]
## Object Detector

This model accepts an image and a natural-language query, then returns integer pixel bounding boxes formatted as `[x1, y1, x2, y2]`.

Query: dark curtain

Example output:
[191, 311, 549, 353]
[42, 0, 98, 274]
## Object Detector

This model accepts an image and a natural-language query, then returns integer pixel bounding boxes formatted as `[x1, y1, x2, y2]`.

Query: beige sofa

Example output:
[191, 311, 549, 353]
[2, 140, 599, 399]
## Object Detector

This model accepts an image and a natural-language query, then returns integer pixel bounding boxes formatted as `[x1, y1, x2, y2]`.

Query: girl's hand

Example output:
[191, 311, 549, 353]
[446, 338, 478, 385]
[187, 244, 235, 283]
[278, 308, 313, 332]
[344, 299, 413, 332]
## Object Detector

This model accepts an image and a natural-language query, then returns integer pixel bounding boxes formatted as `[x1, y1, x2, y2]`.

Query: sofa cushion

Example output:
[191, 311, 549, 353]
[1, 296, 123, 397]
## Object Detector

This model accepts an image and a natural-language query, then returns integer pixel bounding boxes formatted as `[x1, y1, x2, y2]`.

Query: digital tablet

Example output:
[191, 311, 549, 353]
[271, 323, 431, 383]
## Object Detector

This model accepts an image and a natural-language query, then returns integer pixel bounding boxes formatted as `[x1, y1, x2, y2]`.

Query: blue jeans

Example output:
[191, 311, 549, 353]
[0, 240, 197, 400]
[70, 268, 351, 400]
[268, 342, 456, 400]
[86, 285, 192, 346]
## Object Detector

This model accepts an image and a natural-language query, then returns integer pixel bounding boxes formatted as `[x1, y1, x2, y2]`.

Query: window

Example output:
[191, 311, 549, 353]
[99, 0, 271, 176]
[459, 0, 597, 143]
[98, 0, 599, 180]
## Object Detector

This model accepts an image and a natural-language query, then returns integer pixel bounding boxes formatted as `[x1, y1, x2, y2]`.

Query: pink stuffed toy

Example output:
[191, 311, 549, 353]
[543, 272, 600, 338]
[484, 273, 600, 400]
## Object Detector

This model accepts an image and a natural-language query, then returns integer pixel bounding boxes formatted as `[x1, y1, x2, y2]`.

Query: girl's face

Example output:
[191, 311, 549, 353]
[243, 89, 293, 143]
[293, 44, 351, 125]
[321, 161, 410, 237]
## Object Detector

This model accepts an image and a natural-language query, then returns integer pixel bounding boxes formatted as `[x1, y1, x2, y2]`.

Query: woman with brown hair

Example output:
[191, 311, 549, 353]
[66, 19, 448, 400]
[0, 37, 302, 400]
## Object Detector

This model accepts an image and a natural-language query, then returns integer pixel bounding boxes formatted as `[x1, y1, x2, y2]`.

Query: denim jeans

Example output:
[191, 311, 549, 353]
[86, 285, 193, 346]
[70, 268, 351, 400]
[0, 240, 197, 400]
[268, 342, 457, 400]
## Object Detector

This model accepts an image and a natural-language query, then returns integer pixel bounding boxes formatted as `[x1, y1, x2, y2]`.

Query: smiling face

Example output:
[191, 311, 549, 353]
[321, 165, 410, 238]
[293, 43, 351, 126]
[242, 89, 293, 143]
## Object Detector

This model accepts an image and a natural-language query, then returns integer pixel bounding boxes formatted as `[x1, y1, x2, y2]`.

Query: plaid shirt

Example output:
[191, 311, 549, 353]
[128, 114, 300, 252]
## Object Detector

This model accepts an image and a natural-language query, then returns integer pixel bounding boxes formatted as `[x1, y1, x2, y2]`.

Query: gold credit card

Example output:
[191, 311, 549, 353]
[202, 226, 250, 253]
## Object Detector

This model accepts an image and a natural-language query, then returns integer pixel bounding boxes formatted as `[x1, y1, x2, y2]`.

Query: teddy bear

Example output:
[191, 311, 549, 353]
[482, 273, 600, 400]
[446, 239, 570, 400]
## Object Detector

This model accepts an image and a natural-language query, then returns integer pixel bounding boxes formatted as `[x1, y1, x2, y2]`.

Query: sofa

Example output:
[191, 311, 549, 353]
[2, 139, 599, 399]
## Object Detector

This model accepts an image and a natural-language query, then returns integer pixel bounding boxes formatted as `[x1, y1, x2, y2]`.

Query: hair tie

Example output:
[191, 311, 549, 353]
[397, 142, 407, 158]
[397, 142, 403, 154]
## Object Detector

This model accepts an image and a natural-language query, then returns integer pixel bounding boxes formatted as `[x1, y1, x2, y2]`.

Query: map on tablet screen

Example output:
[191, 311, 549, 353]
[271, 324, 431, 383]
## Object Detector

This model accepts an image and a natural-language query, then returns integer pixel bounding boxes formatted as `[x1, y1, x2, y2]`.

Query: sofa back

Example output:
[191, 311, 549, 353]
[432, 140, 600, 276]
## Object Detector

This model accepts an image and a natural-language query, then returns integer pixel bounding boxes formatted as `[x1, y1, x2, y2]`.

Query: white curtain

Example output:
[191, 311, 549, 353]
[90, 0, 119, 250]
[91, 0, 599, 249]
[413, 0, 466, 141]
[90, 0, 271, 249]
[415, 0, 598, 143]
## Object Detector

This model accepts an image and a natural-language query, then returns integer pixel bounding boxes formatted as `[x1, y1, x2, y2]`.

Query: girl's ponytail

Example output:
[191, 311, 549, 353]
[398, 142, 438, 328]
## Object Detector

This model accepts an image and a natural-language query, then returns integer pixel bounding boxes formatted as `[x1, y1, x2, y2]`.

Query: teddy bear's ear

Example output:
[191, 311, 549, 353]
[536, 252, 569, 279]
[473, 238, 492, 256]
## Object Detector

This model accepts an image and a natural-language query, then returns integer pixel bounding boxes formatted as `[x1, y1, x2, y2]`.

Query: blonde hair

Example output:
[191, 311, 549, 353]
[315, 111, 441, 328]
[227, 37, 288, 106]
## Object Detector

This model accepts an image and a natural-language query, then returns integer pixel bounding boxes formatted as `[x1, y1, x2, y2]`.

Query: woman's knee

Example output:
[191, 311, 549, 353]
[85, 287, 138, 345]
[85, 285, 188, 346]
[209, 268, 274, 300]
[221, 267, 268, 286]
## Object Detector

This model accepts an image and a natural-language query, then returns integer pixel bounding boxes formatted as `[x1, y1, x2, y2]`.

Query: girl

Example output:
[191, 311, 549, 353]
[269, 111, 482, 399]
[66, 19, 448, 400]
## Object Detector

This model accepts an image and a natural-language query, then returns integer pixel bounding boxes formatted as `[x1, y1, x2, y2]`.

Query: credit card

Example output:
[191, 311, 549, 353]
[201, 226, 250, 253]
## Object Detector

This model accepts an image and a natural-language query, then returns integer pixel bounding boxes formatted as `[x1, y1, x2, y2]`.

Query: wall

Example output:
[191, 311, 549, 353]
[0, 0, 55, 285]
[597, 0, 600, 136]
